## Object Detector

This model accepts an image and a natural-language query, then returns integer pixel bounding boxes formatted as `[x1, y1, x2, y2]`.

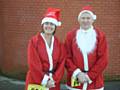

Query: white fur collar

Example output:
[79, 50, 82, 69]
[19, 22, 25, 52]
[76, 26, 97, 54]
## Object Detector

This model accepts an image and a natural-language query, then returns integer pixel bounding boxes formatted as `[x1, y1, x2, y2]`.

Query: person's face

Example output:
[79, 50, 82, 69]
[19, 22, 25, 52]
[78, 12, 94, 30]
[43, 22, 56, 35]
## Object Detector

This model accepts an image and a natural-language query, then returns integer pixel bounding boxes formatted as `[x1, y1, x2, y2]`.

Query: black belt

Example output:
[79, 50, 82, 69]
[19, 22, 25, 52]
[47, 70, 54, 74]
[83, 70, 88, 73]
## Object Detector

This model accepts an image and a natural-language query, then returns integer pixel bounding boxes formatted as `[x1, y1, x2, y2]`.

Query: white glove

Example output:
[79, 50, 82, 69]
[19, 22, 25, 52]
[77, 72, 88, 83]
[46, 79, 55, 88]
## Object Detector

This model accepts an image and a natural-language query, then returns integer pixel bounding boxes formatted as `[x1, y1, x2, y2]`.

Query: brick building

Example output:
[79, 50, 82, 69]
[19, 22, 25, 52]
[0, 0, 120, 81]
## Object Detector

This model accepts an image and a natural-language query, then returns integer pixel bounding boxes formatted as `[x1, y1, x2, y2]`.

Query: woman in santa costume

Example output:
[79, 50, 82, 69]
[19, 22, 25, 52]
[65, 6, 108, 90]
[25, 8, 65, 90]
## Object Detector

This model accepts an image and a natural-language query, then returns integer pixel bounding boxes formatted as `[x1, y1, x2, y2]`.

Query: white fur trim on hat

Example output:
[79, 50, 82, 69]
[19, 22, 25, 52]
[78, 10, 97, 21]
[41, 17, 61, 26]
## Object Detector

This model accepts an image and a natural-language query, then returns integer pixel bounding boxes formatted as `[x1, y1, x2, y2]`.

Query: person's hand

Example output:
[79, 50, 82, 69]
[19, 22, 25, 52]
[46, 79, 55, 88]
[77, 72, 88, 83]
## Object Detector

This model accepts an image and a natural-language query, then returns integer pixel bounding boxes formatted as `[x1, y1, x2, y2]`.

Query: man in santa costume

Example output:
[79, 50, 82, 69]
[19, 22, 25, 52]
[65, 6, 108, 90]
[25, 8, 65, 90]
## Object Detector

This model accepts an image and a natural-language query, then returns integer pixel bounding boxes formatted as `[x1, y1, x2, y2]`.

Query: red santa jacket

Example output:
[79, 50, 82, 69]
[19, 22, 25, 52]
[65, 27, 108, 89]
[25, 33, 65, 90]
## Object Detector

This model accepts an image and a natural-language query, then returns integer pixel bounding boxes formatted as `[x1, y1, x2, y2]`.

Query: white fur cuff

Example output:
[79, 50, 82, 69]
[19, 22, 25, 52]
[41, 74, 50, 86]
[72, 68, 81, 78]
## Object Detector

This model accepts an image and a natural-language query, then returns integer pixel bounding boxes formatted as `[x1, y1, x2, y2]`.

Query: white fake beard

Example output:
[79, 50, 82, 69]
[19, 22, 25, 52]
[76, 27, 97, 54]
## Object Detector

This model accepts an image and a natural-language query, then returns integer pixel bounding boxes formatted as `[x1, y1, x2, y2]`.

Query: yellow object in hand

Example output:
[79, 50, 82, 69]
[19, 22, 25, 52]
[71, 77, 80, 87]
[28, 84, 46, 90]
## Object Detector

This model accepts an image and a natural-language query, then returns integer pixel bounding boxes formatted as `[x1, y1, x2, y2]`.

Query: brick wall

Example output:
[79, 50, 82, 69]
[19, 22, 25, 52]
[0, 0, 4, 71]
[0, 0, 120, 80]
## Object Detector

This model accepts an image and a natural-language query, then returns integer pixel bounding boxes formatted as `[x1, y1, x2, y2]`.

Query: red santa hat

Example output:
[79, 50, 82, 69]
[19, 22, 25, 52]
[41, 8, 61, 26]
[78, 6, 97, 21]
